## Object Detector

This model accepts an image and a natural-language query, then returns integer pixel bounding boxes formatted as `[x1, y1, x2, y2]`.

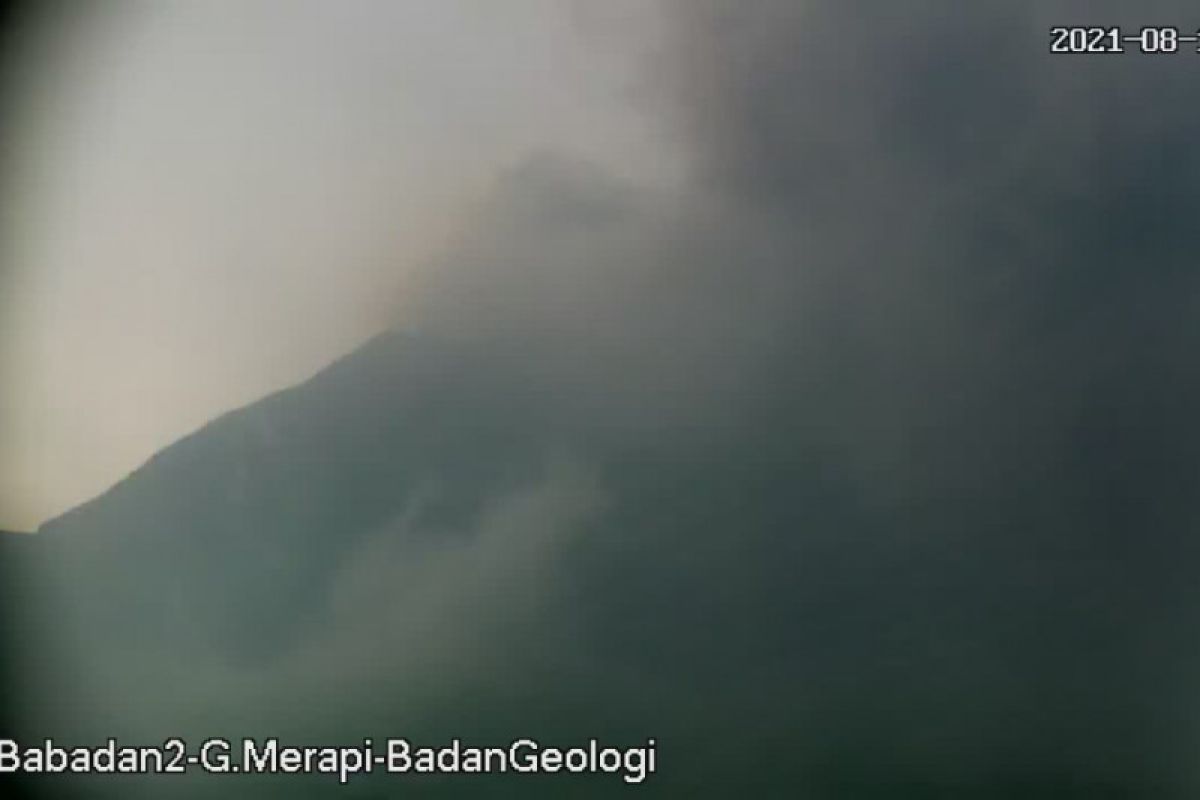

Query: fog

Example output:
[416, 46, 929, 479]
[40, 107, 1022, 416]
[6, 1, 1200, 796]
[0, 0, 675, 531]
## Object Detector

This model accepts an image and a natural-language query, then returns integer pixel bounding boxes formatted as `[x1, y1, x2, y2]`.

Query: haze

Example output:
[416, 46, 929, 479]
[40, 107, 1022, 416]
[0, 0, 675, 531]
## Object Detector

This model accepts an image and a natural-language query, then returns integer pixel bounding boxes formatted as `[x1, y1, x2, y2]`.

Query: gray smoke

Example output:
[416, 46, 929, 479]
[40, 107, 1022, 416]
[9, 2, 1200, 796]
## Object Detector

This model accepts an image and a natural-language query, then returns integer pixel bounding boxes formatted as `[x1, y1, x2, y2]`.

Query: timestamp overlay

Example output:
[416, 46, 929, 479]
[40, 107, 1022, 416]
[1050, 25, 1200, 55]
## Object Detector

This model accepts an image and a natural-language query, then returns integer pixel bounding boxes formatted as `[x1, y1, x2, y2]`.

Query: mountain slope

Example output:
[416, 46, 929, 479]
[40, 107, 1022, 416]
[9, 326, 1194, 798]
[34, 329, 570, 658]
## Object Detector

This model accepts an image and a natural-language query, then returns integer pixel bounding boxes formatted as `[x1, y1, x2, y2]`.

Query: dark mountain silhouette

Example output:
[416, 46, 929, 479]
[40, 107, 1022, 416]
[34, 330, 565, 659]
[8, 323, 1191, 799]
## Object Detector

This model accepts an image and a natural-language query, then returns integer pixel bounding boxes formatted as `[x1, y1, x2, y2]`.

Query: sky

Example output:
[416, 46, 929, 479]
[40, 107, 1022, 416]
[0, 0, 678, 531]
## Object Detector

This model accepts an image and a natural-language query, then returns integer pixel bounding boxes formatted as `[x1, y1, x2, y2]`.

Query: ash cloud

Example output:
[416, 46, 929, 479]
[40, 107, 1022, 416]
[11, 2, 1200, 796]
[408, 1, 1200, 789]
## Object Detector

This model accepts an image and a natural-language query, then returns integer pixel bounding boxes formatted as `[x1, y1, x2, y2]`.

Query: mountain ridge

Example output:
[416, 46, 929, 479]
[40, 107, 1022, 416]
[35, 327, 413, 538]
